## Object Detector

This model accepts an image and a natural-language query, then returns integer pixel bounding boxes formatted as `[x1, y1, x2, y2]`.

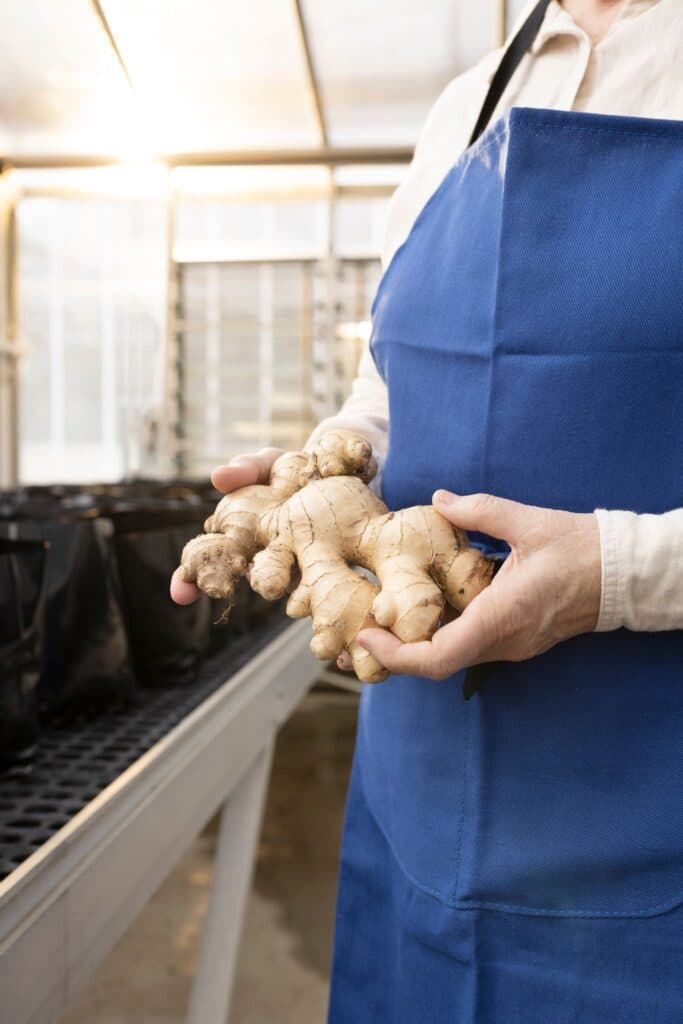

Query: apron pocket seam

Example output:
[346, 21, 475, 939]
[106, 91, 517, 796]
[356, 751, 683, 919]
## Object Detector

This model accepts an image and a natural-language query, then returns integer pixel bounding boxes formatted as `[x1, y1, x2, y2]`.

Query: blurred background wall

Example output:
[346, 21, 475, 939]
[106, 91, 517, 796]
[0, 0, 528, 487]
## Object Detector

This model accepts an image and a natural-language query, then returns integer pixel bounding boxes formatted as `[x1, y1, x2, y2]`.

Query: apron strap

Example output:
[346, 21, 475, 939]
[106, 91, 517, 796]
[468, 0, 553, 147]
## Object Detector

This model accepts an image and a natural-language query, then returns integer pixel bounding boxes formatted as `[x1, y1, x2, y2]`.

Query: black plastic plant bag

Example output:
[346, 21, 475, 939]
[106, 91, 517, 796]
[84, 480, 219, 518]
[88, 488, 284, 660]
[110, 503, 285, 657]
[110, 504, 285, 662]
[110, 510, 213, 688]
[0, 499, 136, 718]
[0, 538, 48, 771]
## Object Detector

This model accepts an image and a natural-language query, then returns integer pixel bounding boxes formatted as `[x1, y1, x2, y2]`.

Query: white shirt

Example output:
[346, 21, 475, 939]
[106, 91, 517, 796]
[309, 0, 683, 632]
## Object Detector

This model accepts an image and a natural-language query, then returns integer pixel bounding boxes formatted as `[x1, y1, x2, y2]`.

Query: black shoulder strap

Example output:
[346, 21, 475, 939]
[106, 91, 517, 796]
[467, 0, 553, 148]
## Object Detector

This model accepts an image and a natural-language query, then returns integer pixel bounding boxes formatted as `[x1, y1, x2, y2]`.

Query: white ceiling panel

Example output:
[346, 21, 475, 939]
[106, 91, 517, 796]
[101, 0, 320, 153]
[301, 0, 498, 146]
[0, 1, 512, 162]
[0, 0, 136, 157]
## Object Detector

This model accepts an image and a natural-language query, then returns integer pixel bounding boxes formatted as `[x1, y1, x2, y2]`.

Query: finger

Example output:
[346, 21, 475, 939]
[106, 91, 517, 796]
[357, 602, 492, 680]
[211, 448, 283, 493]
[210, 463, 262, 494]
[356, 629, 439, 677]
[336, 652, 354, 671]
[432, 490, 542, 546]
[170, 566, 202, 605]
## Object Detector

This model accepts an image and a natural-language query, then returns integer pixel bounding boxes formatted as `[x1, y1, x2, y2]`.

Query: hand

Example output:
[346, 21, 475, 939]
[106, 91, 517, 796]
[354, 491, 602, 681]
[169, 447, 283, 605]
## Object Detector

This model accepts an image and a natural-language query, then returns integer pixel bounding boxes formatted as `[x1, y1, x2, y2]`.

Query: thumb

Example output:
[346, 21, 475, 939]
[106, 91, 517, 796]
[432, 490, 537, 546]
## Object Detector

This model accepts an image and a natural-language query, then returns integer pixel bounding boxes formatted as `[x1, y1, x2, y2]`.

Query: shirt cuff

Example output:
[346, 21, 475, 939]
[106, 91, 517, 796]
[594, 508, 623, 631]
[594, 507, 683, 632]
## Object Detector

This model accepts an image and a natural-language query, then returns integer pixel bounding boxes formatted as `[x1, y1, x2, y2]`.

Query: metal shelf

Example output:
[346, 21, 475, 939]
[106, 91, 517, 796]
[0, 619, 320, 1024]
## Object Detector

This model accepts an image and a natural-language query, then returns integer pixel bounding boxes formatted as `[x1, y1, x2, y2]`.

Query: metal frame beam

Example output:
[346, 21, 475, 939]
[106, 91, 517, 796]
[89, 0, 134, 91]
[0, 173, 19, 488]
[0, 146, 412, 171]
[15, 182, 396, 206]
[291, 0, 329, 147]
[496, 0, 508, 47]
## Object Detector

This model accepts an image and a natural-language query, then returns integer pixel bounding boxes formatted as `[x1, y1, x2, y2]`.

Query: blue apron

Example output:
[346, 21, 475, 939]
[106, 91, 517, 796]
[328, 107, 683, 1023]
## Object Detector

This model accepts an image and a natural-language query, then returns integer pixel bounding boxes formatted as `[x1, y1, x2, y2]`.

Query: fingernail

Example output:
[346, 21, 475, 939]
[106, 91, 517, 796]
[229, 456, 251, 468]
[433, 489, 458, 507]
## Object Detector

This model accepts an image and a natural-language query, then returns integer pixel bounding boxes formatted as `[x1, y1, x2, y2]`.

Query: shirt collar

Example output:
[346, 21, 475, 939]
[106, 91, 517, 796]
[530, 0, 661, 54]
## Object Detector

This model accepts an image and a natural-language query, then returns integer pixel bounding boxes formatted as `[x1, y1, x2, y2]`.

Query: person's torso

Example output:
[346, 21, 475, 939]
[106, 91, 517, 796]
[362, 105, 683, 920]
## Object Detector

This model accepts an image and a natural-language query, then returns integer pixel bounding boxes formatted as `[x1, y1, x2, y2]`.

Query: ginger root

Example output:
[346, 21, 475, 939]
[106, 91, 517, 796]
[180, 430, 494, 683]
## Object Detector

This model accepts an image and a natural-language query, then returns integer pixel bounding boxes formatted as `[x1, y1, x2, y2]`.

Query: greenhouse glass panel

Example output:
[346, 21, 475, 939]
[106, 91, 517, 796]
[175, 196, 329, 263]
[17, 197, 166, 483]
[334, 195, 392, 260]
[175, 261, 319, 473]
[0, 0, 135, 156]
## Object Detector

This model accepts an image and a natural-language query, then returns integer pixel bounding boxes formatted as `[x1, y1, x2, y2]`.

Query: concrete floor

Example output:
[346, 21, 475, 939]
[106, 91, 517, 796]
[61, 689, 358, 1024]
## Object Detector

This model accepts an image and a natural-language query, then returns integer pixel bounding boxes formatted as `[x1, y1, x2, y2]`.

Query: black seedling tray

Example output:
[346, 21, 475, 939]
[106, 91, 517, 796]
[0, 614, 289, 882]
